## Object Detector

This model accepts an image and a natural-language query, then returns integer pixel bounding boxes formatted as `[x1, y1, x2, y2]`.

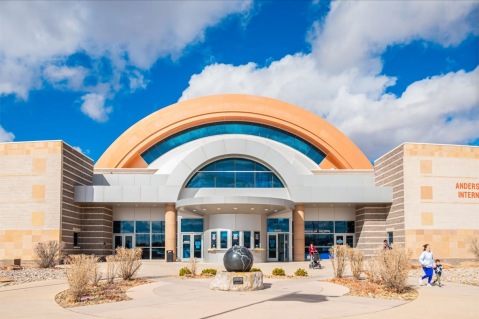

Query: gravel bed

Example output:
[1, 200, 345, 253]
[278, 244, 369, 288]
[0, 267, 66, 287]
[409, 267, 479, 286]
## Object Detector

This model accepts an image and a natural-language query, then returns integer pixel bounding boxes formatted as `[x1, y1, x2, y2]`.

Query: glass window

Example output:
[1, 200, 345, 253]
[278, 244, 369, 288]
[136, 234, 150, 247]
[113, 221, 134, 233]
[141, 121, 326, 166]
[152, 248, 165, 259]
[200, 162, 216, 171]
[254, 231, 260, 248]
[181, 219, 204, 233]
[388, 232, 393, 244]
[197, 172, 215, 187]
[136, 221, 150, 233]
[244, 231, 251, 248]
[216, 172, 235, 187]
[152, 234, 165, 247]
[152, 221, 164, 233]
[305, 221, 334, 233]
[232, 231, 240, 246]
[235, 158, 254, 171]
[141, 248, 150, 260]
[211, 232, 217, 248]
[267, 219, 289, 232]
[255, 162, 269, 171]
[255, 172, 272, 188]
[73, 233, 79, 247]
[216, 159, 235, 171]
[220, 231, 228, 249]
[272, 174, 283, 188]
[335, 221, 355, 233]
[235, 172, 254, 188]
[185, 173, 198, 187]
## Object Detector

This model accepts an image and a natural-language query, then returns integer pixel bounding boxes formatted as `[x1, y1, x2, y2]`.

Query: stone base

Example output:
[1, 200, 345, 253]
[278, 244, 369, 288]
[210, 271, 263, 291]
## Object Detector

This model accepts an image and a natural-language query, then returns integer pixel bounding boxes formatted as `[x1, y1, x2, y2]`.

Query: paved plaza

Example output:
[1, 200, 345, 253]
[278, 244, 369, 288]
[1, 261, 478, 319]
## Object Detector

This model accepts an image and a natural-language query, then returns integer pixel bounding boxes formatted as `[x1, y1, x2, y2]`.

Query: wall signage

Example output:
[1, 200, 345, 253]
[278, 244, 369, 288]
[456, 182, 479, 199]
[233, 277, 243, 285]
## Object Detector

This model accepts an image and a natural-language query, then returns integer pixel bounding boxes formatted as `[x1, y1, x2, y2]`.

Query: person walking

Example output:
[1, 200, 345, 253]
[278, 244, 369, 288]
[308, 243, 317, 268]
[382, 239, 392, 250]
[419, 244, 435, 287]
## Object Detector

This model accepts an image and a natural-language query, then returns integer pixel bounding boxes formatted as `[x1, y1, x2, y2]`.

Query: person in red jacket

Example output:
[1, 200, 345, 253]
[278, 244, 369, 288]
[309, 243, 317, 268]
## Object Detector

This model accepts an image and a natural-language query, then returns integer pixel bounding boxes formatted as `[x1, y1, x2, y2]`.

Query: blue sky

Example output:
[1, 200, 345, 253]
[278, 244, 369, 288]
[0, 1, 478, 162]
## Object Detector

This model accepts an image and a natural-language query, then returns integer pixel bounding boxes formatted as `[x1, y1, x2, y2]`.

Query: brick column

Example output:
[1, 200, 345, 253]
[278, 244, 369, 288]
[165, 203, 177, 261]
[293, 203, 305, 261]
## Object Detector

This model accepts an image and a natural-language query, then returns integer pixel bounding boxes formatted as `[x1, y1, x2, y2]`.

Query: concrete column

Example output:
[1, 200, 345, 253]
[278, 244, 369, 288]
[293, 203, 305, 261]
[165, 203, 177, 261]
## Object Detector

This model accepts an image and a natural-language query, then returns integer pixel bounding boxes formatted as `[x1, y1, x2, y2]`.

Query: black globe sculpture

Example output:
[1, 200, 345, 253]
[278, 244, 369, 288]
[223, 246, 253, 272]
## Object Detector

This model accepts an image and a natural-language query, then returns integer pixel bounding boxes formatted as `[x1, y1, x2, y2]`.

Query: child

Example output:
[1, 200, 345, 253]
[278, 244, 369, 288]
[433, 259, 443, 287]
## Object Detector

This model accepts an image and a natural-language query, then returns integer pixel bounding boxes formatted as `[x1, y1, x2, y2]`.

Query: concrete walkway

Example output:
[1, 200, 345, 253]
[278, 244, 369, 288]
[1, 261, 478, 319]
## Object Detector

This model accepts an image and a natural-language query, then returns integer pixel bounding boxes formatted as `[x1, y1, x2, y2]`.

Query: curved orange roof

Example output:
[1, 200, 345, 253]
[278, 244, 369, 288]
[96, 94, 372, 169]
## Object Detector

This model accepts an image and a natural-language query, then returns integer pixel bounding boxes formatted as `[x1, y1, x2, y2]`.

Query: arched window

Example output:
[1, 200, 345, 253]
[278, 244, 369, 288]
[185, 158, 284, 188]
[141, 121, 326, 165]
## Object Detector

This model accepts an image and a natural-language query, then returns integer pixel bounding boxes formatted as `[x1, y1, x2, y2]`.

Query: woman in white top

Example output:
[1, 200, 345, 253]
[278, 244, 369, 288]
[418, 244, 435, 287]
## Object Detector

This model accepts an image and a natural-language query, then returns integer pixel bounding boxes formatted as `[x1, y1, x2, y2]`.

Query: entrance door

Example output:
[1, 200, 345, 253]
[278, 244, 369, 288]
[267, 233, 289, 262]
[113, 235, 133, 252]
[335, 234, 355, 247]
[181, 234, 203, 261]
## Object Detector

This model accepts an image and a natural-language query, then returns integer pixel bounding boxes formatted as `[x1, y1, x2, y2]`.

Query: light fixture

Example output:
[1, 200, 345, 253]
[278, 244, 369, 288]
[274, 210, 278, 212]
[153, 205, 156, 206]
[217, 208, 221, 210]
[193, 209, 196, 212]
[330, 205, 333, 206]
[135, 205, 138, 206]
[264, 209, 268, 211]
[251, 208, 254, 210]
[234, 208, 237, 210]
[117, 204, 120, 206]
[203, 209, 207, 211]
[313, 204, 316, 206]
[348, 204, 350, 206]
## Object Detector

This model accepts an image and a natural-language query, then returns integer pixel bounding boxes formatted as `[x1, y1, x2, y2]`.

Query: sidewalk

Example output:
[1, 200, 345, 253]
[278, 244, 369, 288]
[1, 262, 478, 319]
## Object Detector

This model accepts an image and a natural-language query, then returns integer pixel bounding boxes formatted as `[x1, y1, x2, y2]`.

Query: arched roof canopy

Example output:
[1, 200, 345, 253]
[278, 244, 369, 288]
[96, 94, 372, 169]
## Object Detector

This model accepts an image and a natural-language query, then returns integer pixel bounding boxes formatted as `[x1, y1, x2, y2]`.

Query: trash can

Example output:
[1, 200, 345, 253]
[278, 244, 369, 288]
[167, 250, 174, 262]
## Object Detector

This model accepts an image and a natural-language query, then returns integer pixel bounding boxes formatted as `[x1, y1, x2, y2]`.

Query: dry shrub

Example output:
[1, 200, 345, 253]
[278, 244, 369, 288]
[188, 257, 198, 276]
[105, 255, 117, 283]
[65, 255, 93, 302]
[468, 237, 479, 259]
[90, 256, 102, 286]
[34, 240, 65, 268]
[348, 248, 364, 280]
[375, 244, 412, 293]
[329, 245, 349, 278]
[365, 258, 381, 284]
[116, 247, 142, 280]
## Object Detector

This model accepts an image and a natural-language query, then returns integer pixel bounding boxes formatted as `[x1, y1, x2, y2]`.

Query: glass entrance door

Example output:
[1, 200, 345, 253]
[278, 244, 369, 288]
[267, 234, 277, 261]
[267, 233, 289, 262]
[335, 234, 354, 247]
[181, 234, 203, 261]
[113, 235, 133, 251]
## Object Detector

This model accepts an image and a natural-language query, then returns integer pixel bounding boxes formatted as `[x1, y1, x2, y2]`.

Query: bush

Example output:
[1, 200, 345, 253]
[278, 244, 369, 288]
[115, 247, 142, 280]
[294, 268, 308, 276]
[329, 245, 349, 278]
[201, 268, 217, 275]
[65, 254, 94, 302]
[105, 255, 117, 284]
[179, 267, 191, 276]
[189, 257, 198, 276]
[375, 244, 412, 293]
[250, 268, 262, 272]
[468, 237, 479, 259]
[272, 268, 285, 276]
[34, 240, 65, 268]
[348, 248, 364, 280]
[365, 258, 381, 284]
[89, 255, 102, 286]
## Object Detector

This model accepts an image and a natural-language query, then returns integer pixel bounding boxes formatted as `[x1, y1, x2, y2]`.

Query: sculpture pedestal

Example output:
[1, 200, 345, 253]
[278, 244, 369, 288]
[210, 271, 263, 291]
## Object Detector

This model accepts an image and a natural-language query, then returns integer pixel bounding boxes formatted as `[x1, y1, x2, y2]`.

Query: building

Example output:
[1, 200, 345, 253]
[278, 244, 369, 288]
[1, 94, 478, 265]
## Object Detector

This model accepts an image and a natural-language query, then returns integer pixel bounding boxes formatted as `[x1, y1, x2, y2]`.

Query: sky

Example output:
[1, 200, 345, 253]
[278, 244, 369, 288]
[0, 1, 478, 163]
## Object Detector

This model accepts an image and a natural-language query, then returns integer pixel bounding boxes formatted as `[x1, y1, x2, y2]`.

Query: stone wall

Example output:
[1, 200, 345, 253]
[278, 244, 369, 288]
[355, 204, 389, 256]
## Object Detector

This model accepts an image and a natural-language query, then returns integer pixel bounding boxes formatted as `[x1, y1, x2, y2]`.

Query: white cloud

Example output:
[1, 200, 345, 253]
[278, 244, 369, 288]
[180, 1, 479, 160]
[80, 93, 112, 122]
[72, 146, 90, 155]
[0, 126, 15, 143]
[0, 1, 252, 115]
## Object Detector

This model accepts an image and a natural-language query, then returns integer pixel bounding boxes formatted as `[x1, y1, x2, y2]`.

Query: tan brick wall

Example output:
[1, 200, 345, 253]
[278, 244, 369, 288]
[0, 142, 62, 263]
[403, 143, 479, 260]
